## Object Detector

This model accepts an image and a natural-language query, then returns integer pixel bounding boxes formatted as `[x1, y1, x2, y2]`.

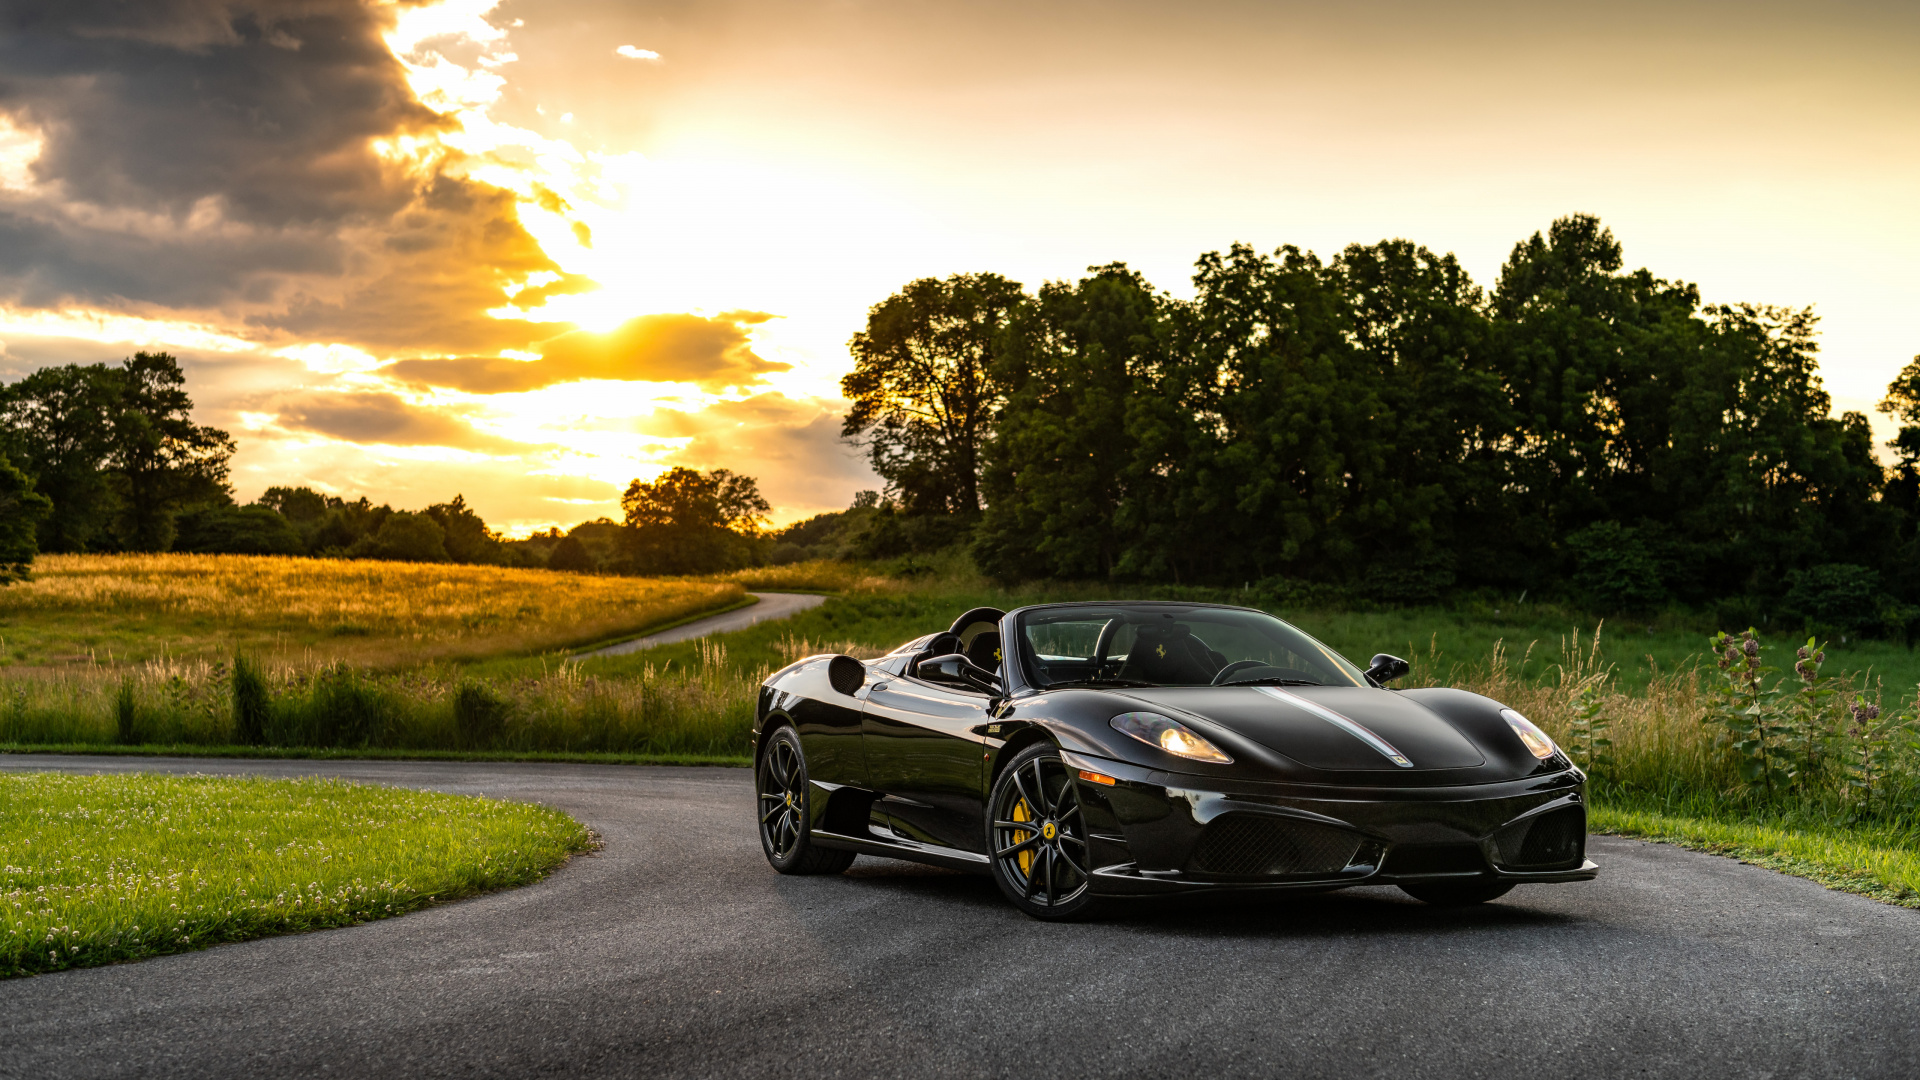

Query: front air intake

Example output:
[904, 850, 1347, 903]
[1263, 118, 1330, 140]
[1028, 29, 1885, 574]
[1379, 843, 1488, 876]
[1494, 805, 1586, 869]
[1188, 814, 1362, 878]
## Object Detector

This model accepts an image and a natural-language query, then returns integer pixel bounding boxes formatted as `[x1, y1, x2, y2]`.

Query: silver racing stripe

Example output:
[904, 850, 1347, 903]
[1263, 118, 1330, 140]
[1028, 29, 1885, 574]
[1252, 686, 1414, 767]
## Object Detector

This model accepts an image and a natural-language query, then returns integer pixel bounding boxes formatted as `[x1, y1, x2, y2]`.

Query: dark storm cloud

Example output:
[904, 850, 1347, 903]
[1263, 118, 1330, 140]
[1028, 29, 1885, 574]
[381, 311, 790, 392]
[271, 390, 529, 452]
[0, 0, 572, 350]
[1, 0, 435, 226]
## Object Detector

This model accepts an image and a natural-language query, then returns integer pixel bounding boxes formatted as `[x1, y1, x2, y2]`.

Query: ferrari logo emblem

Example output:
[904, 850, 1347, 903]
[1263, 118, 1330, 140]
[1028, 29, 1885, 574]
[1041, 821, 1057, 840]
[1156, 644, 1167, 658]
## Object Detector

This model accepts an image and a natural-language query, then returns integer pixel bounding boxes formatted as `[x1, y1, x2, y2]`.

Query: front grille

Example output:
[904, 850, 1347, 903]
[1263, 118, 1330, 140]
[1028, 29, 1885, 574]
[1379, 843, 1487, 876]
[1188, 814, 1362, 878]
[1495, 806, 1586, 869]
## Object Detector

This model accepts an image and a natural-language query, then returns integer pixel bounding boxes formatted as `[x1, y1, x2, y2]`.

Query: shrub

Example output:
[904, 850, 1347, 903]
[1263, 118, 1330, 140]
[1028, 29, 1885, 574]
[114, 679, 138, 745]
[171, 505, 305, 556]
[1783, 564, 1884, 638]
[453, 681, 512, 749]
[546, 534, 594, 572]
[231, 654, 271, 745]
[1566, 522, 1668, 611]
[290, 665, 395, 748]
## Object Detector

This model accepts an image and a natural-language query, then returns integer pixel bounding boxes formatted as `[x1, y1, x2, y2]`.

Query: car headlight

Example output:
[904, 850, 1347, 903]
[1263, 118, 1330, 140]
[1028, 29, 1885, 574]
[1501, 708, 1557, 760]
[1110, 712, 1233, 764]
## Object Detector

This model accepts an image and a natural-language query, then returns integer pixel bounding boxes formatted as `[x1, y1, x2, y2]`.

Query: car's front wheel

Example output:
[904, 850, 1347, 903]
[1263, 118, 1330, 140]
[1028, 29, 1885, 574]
[1399, 879, 1514, 906]
[987, 743, 1098, 920]
[757, 726, 855, 875]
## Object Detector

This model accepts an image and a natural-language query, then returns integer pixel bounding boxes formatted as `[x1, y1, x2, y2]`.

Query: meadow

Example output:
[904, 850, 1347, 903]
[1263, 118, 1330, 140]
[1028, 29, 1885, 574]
[0, 772, 594, 977]
[5, 551, 1920, 907]
[0, 554, 746, 670]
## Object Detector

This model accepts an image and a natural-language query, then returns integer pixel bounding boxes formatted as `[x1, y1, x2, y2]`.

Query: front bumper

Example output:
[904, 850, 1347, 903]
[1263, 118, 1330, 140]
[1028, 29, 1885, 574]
[1060, 750, 1599, 897]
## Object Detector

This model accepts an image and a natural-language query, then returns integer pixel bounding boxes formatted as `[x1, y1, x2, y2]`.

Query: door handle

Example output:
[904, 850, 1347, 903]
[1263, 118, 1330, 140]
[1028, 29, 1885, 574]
[869, 682, 889, 692]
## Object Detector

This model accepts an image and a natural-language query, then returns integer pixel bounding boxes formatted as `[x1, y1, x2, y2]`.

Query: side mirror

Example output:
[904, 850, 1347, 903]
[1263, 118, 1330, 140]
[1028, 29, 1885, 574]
[1366, 653, 1410, 685]
[827, 654, 867, 696]
[917, 652, 1003, 694]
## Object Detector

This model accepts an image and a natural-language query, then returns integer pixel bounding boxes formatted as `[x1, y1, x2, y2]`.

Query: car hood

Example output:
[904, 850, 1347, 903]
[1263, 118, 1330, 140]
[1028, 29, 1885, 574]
[1110, 684, 1486, 772]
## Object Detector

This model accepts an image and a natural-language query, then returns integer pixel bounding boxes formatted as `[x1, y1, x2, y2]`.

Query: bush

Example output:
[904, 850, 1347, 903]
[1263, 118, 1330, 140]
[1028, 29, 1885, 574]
[231, 654, 271, 745]
[114, 680, 137, 745]
[171, 505, 305, 556]
[1783, 564, 1885, 639]
[291, 666, 395, 748]
[1566, 522, 1668, 611]
[453, 681, 511, 749]
[350, 512, 449, 562]
[546, 534, 594, 572]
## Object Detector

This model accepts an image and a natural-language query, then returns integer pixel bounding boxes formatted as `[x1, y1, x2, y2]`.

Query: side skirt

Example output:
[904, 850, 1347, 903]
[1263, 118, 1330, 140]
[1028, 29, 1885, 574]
[809, 829, 993, 876]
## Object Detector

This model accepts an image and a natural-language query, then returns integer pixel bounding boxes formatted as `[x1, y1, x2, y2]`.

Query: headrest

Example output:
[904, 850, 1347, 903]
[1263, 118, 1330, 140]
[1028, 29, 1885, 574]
[965, 631, 1003, 672]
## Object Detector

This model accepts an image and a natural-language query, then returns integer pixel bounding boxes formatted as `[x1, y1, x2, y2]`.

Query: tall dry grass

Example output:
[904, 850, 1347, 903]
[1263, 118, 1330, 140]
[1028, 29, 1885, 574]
[1, 553, 742, 670]
[0, 636, 884, 758]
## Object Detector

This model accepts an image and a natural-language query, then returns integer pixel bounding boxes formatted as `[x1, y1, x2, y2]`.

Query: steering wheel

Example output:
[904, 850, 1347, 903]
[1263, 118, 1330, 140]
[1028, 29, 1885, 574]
[1210, 660, 1270, 685]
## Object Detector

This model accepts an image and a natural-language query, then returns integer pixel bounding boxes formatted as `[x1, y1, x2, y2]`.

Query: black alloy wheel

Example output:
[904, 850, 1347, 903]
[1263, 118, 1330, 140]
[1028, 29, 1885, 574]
[1399, 879, 1515, 906]
[756, 727, 855, 875]
[988, 743, 1097, 919]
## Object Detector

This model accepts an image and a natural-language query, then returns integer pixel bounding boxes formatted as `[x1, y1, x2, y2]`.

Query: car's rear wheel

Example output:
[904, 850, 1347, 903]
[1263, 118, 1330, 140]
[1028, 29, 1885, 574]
[757, 726, 855, 875]
[988, 743, 1098, 920]
[1399, 879, 1514, 906]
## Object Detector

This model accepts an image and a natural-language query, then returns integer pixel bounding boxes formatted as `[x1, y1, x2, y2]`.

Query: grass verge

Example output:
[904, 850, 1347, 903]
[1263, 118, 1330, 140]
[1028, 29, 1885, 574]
[1, 772, 596, 978]
[1591, 802, 1920, 909]
[0, 744, 750, 767]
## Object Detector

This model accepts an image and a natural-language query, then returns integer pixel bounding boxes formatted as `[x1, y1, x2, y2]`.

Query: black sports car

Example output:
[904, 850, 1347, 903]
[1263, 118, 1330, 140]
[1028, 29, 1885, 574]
[752, 601, 1597, 919]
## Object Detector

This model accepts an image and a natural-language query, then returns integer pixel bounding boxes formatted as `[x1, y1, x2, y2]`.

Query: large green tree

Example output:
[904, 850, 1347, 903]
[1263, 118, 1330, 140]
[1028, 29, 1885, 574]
[619, 467, 770, 574]
[0, 362, 122, 552]
[975, 264, 1161, 579]
[110, 352, 235, 551]
[0, 352, 232, 552]
[0, 451, 53, 583]
[841, 273, 1024, 517]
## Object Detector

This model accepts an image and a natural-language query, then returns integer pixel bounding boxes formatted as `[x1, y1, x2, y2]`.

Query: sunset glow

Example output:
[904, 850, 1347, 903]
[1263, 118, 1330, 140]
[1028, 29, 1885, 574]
[2, 0, 1915, 534]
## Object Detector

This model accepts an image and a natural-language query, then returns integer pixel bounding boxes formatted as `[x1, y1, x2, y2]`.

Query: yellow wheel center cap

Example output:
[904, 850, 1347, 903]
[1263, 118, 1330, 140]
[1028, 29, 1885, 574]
[785, 793, 794, 807]
[1041, 821, 1057, 840]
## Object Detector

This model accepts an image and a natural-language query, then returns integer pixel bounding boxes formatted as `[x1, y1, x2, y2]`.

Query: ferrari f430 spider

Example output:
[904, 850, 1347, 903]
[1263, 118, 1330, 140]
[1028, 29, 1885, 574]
[753, 602, 1597, 919]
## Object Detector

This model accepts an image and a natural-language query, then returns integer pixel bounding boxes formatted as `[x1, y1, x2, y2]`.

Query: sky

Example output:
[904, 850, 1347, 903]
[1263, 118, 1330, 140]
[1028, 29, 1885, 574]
[1, 0, 1915, 534]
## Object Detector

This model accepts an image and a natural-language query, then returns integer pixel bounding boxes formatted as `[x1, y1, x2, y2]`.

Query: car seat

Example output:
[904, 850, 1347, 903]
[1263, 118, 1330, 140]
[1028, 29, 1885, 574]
[1118, 623, 1222, 684]
[965, 631, 1002, 673]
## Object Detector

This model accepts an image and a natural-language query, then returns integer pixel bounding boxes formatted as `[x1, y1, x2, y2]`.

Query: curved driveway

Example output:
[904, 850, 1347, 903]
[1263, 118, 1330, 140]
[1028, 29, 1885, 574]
[581, 592, 827, 658]
[3, 755, 1919, 1078]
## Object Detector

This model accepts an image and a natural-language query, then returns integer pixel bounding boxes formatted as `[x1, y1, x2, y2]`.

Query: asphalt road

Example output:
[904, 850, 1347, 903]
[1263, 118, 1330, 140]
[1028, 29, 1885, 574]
[581, 592, 827, 658]
[4, 756, 1919, 1079]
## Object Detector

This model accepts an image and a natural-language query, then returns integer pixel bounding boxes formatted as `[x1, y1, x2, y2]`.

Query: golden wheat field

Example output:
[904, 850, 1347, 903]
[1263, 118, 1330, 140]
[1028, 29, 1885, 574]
[0, 554, 745, 671]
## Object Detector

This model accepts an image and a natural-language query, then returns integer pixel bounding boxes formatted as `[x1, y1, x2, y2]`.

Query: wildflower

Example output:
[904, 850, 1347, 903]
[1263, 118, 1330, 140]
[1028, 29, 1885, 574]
[1744, 638, 1760, 658]
[1797, 646, 1810, 660]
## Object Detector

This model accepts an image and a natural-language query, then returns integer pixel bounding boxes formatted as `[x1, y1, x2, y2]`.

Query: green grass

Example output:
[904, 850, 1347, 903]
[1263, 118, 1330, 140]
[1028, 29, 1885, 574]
[0, 743, 750, 766]
[0, 772, 596, 977]
[1592, 801, 1920, 909]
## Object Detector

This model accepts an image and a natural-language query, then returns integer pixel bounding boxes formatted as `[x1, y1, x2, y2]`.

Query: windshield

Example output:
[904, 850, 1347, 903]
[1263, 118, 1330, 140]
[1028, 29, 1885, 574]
[1015, 604, 1369, 690]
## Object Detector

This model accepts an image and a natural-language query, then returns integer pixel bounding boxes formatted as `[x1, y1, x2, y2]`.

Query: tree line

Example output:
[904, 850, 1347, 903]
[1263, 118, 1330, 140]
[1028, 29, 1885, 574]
[0, 353, 790, 577]
[838, 214, 1920, 637]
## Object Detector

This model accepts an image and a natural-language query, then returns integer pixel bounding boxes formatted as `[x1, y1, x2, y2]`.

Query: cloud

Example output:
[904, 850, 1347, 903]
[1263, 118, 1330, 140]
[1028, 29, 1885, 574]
[270, 391, 528, 453]
[382, 311, 790, 392]
[0, 0, 577, 351]
[639, 393, 880, 519]
[615, 45, 661, 60]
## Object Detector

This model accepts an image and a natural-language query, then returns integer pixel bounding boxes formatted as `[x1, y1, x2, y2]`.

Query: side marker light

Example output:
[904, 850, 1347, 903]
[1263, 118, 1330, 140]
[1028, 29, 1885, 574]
[1077, 769, 1117, 786]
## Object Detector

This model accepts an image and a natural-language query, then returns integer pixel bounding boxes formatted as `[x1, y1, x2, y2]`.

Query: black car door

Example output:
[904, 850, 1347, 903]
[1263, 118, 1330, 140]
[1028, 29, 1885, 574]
[861, 673, 993, 854]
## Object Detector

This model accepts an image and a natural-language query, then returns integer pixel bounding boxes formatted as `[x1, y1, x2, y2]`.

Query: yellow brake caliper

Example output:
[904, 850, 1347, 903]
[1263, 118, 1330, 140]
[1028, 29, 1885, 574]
[1012, 797, 1034, 877]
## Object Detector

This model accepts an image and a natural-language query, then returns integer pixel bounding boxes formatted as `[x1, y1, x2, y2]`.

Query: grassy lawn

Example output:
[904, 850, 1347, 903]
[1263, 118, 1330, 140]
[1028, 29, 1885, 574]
[0, 772, 595, 977]
[0, 554, 744, 671]
[1591, 802, 1920, 909]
